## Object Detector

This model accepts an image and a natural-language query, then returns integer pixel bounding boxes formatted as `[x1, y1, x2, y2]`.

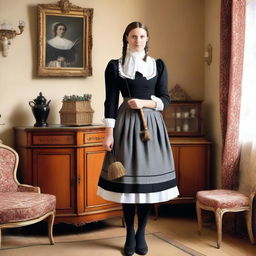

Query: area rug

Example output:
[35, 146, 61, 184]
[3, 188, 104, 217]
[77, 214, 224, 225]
[0, 232, 206, 256]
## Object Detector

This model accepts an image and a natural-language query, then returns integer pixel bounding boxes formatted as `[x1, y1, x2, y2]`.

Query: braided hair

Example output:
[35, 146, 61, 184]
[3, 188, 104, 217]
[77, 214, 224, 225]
[121, 21, 149, 65]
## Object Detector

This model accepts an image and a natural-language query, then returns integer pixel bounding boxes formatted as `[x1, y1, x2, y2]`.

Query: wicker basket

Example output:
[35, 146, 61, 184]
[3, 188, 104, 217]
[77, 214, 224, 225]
[59, 101, 94, 126]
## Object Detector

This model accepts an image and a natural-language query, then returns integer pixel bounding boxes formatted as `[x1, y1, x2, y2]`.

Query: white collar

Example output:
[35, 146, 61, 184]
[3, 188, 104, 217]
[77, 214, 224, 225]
[118, 49, 156, 80]
[47, 36, 74, 50]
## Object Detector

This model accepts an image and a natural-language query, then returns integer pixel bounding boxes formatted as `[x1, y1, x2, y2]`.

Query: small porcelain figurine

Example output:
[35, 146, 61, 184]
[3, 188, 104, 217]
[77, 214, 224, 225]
[183, 123, 189, 132]
[183, 112, 189, 118]
[190, 108, 196, 118]
[176, 125, 181, 132]
[176, 112, 181, 118]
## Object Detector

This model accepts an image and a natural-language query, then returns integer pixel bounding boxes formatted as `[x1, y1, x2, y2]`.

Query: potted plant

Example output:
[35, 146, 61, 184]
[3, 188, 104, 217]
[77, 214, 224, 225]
[59, 94, 94, 126]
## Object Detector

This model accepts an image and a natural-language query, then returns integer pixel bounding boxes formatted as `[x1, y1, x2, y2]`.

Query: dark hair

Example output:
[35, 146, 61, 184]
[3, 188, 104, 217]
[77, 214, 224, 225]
[122, 21, 149, 65]
[53, 22, 67, 36]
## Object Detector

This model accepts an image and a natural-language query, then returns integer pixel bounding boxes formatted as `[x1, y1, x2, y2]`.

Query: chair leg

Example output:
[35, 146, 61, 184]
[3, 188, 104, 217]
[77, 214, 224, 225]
[214, 208, 223, 249]
[196, 200, 203, 235]
[245, 209, 255, 244]
[0, 228, 1, 248]
[48, 212, 55, 245]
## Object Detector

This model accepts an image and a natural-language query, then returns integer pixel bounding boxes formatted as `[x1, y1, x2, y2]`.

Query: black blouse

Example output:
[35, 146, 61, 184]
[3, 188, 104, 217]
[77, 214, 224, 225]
[104, 59, 170, 119]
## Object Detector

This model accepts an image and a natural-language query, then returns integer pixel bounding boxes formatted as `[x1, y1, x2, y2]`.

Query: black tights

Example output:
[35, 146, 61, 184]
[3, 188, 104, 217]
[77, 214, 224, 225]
[122, 204, 136, 249]
[136, 204, 151, 249]
[122, 203, 151, 251]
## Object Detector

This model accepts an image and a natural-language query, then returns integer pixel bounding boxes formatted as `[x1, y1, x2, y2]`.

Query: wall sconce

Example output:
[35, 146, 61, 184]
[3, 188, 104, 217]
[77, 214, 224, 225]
[0, 21, 25, 57]
[204, 44, 212, 65]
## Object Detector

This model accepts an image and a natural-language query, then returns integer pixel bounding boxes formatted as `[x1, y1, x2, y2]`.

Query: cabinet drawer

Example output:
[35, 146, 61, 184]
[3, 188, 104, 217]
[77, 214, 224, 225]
[84, 132, 105, 144]
[32, 135, 74, 145]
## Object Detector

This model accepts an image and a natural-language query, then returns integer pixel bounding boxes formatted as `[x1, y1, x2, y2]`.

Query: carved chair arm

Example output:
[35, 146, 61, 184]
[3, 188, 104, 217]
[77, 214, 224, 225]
[249, 185, 256, 200]
[17, 184, 41, 193]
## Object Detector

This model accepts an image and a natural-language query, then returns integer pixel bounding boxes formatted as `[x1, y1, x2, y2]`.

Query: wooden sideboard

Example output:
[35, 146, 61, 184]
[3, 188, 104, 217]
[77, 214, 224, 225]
[154, 137, 211, 218]
[14, 125, 123, 225]
[14, 126, 211, 222]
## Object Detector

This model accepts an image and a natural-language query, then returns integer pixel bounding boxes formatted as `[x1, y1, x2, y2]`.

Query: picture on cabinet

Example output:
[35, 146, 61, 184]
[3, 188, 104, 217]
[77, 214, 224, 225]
[37, 0, 93, 77]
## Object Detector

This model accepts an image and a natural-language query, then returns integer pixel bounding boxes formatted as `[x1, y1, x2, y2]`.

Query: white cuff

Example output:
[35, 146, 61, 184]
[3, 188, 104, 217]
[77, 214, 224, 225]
[151, 95, 164, 111]
[102, 118, 116, 128]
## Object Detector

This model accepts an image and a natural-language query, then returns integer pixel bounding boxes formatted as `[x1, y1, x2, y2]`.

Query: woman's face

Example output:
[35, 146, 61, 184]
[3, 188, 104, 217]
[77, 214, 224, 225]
[126, 28, 148, 52]
[56, 25, 66, 37]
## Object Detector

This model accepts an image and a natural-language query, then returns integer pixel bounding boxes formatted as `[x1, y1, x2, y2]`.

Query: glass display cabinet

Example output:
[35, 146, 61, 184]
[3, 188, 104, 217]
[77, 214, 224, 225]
[163, 100, 203, 136]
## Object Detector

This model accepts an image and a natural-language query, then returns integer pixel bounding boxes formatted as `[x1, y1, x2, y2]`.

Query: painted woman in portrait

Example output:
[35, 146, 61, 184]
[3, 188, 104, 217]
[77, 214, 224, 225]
[46, 22, 79, 67]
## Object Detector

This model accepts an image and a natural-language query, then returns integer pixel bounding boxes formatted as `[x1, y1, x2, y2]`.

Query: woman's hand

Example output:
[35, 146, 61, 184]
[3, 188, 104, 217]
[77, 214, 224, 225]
[103, 128, 114, 151]
[127, 98, 144, 109]
[128, 98, 157, 109]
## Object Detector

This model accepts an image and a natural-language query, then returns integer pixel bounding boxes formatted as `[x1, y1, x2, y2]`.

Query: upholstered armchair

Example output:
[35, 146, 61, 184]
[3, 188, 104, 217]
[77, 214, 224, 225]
[0, 143, 56, 247]
[196, 189, 255, 248]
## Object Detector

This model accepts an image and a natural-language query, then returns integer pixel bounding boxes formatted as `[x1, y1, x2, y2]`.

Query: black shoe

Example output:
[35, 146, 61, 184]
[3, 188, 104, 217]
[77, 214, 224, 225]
[124, 232, 136, 256]
[124, 244, 135, 256]
[135, 232, 148, 255]
[135, 245, 148, 255]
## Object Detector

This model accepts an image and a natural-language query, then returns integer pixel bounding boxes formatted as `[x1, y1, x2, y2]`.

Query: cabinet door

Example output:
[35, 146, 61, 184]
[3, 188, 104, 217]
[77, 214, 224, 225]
[32, 148, 75, 214]
[178, 145, 208, 196]
[84, 146, 117, 209]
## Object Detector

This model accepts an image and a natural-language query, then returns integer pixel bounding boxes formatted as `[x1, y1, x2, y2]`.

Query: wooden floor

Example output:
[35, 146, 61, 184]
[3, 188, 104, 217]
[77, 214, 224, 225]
[1, 204, 255, 255]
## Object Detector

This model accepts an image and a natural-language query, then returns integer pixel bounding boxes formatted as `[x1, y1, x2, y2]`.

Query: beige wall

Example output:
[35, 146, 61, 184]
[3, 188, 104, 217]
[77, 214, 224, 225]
[0, 0, 223, 187]
[204, 0, 222, 187]
[0, 0, 205, 146]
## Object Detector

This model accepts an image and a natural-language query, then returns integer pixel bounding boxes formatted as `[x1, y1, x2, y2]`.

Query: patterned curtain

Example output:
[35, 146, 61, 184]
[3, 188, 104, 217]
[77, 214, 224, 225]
[239, 0, 256, 236]
[219, 0, 246, 235]
[219, 0, 246, 190]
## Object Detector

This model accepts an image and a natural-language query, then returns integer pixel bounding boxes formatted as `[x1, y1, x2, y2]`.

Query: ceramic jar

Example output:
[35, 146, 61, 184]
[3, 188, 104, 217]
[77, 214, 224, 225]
[29, 92, 51, 127]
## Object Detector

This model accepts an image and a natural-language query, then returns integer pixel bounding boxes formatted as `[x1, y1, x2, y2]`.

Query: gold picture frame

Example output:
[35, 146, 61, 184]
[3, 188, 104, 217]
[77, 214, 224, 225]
[38, 0, 93, 77]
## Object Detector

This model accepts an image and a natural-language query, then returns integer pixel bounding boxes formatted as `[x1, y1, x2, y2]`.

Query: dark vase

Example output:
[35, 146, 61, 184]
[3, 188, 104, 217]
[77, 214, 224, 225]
[29, 92, 51, 127]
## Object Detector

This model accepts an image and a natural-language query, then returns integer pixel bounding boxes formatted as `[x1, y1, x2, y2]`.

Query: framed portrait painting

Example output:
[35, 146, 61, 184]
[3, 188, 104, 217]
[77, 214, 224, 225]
[38, 0, 93, 77]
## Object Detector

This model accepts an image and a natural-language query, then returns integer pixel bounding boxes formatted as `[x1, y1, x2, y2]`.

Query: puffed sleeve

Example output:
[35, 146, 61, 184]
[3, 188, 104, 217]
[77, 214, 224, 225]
[104, 60, 120, 119]
[155, 59, 171, 110]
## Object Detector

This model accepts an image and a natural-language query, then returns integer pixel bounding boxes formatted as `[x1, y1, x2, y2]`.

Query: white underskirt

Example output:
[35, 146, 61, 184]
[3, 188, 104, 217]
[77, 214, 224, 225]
[97, 186, 179, 204]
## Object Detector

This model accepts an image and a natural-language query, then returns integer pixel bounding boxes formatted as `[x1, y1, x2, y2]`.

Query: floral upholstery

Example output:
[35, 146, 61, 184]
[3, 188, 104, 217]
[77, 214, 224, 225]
[196, 188, 255, 248]
[0, 192, 56, 224]
[0, 144, 56, 247]
[0, 148, 18, 192]
[196, 189, 249, 209]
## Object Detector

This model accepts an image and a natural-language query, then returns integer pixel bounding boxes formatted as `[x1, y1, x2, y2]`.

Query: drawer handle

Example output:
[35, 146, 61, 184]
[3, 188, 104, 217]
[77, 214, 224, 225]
[84, 133, 105, 143]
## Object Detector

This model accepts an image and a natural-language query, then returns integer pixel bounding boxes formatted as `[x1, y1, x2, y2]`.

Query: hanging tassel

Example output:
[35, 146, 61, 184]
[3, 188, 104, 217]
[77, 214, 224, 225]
[139, 108, 152, 141]
[108, 151, 126, 180]
[108, 161, 126, 180]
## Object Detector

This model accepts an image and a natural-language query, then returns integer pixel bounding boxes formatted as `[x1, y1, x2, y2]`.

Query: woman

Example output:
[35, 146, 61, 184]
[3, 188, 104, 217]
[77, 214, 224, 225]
[46, 22, 78, 67]
[98, 21, 179, 256]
